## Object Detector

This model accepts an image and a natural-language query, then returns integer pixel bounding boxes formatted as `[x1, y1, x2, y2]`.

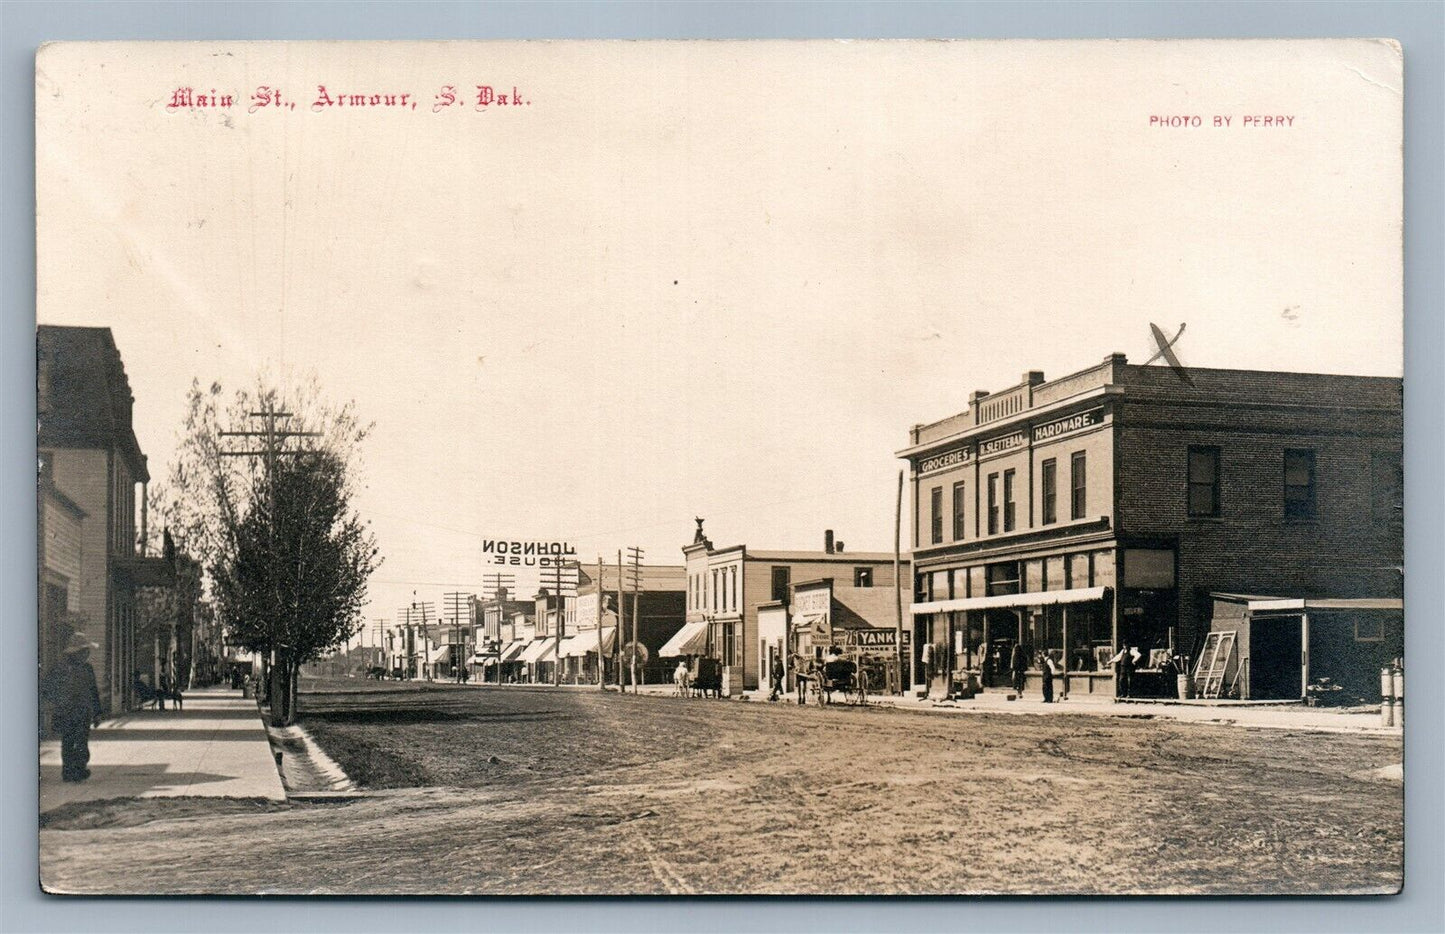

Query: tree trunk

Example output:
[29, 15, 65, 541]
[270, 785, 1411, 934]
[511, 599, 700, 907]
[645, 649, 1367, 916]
[269, 653, 288, 727]
[287, 663, 299, 726]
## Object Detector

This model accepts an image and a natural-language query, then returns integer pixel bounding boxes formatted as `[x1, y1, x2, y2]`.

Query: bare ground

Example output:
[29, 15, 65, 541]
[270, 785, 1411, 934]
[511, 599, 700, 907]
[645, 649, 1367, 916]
[39, 679, 1402, 895]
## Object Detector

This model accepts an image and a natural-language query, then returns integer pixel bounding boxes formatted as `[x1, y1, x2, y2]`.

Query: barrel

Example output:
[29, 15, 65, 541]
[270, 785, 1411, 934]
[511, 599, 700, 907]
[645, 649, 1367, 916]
[1381, 666, 1395, 700]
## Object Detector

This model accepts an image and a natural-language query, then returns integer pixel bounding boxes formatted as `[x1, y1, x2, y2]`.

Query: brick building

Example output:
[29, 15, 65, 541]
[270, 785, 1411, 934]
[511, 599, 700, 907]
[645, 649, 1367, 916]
[37, 326, 173, 714]
[898, 353, 1402, 700]
[679, 522, 900, 691]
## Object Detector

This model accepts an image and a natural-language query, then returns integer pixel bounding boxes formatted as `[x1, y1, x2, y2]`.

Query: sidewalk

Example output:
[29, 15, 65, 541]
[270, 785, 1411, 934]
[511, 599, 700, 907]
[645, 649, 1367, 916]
[40, 686, 286, 814]
[738, 686, 1402, 734]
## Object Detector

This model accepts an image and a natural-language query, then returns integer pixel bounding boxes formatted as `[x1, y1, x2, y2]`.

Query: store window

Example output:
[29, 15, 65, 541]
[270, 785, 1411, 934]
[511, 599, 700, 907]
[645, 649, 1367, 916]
[1070, 452, 1087, 520]
[952, 481, 966, 540]
[1041, 458, 1057, 525]
[985, 561, 1021, 596]
[987, 473, 1000, 535]
[1003, 469, 1017, 532]
[1284, 449, 1317, 519]
[930, 486, 943, 544]
[1187, 446, 1222, 518]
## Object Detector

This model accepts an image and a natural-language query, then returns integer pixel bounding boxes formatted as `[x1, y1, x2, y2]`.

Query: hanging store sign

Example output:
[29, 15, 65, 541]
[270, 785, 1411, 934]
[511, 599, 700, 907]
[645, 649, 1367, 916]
[480, 539, 578, 568]
[1032, 408, 1103, 444]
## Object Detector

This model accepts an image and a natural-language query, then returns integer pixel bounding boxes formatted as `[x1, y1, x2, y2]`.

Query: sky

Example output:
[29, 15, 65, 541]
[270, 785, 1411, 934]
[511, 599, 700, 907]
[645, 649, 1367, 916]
[35, 40, 1403, 631]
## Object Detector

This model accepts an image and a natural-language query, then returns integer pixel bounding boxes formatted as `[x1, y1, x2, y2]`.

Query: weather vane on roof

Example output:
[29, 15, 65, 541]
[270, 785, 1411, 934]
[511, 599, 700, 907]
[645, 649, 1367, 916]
[1145, 322, 1193, 386]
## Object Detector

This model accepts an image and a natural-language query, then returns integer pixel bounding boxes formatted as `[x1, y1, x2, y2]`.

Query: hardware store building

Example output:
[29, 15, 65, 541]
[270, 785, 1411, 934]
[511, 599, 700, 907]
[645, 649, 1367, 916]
[897, 353, 1402, 700]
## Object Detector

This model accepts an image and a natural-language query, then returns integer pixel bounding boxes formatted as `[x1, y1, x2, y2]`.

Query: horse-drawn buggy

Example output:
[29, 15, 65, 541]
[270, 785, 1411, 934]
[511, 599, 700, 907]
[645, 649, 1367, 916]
[798, 647, 871, 706]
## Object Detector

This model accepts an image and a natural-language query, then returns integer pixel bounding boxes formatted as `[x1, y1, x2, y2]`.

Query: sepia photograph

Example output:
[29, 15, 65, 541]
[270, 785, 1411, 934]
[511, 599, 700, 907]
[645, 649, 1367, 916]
[34, 38, 1405, 896]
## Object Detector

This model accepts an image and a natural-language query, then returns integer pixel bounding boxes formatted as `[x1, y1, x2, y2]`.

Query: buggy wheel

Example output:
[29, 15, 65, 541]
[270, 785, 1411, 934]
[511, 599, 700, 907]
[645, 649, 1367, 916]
[851, 671, 869, 706]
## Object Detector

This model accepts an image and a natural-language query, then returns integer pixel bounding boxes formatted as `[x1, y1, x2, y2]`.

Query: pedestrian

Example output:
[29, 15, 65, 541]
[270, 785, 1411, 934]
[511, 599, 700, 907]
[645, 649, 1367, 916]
[40, 632, 104, 783]
[1040, 652, 1057, 703]
[1010, 642, 1028, 695]
[920, 641, 935, 698]
[1111, 645, 1136, 698]
[769, 656, 785, 702]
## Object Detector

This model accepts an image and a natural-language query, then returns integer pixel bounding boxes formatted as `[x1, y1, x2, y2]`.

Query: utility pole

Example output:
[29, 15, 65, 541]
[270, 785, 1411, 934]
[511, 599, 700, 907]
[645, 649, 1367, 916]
[615, 550, 625, 692]
[483, 572, 515, 684]
[895, 468, 905, 696]
[627, 546, 644, 691]
[550, 557, 577, 687]
[444, 591, 472, 683]
[412, 597, 436, 680]
[597, 555, 606, 690]
[218, 405, 320, 725]
[396, 607, 412, 678]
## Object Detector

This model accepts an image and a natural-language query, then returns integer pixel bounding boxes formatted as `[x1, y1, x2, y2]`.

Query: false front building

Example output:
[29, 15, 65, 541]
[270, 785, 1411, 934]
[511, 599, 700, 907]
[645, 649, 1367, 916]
[897, 353, 1402, 701]
[679, 523, 899, 692]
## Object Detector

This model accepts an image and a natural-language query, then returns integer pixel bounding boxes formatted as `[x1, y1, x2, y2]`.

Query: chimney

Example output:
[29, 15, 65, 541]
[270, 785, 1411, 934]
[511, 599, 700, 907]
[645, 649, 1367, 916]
[835, 541, 844, 553]
[824, 530, 835, 554]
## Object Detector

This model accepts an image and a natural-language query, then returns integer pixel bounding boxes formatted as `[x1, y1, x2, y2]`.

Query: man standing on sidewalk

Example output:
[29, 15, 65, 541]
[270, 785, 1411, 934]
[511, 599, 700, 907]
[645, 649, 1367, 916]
[41, 632, 103, 782]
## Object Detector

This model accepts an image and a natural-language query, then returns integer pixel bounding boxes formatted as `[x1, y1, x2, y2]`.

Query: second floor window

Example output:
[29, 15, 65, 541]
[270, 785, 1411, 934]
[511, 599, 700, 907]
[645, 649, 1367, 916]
[1070, 452, 1087, 520]
[952, 481, 966, 540]
[1187, 446, 1221, 518]
[930, 486, 943, 544]
[771, 566, 791, 603]
[1003, 469, 1017, 532]
[854, 566, 873, 587]
[1284, 449, 1317, 519]
[1371, 451, 1403, 523]
[1041, 459, 1058, 525]
[987, 473, 1000, 535]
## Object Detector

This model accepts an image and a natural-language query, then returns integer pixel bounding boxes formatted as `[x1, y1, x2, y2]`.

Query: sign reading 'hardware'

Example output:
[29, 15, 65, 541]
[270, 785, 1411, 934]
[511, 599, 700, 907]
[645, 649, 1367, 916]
[1032, 408, 1103, 443]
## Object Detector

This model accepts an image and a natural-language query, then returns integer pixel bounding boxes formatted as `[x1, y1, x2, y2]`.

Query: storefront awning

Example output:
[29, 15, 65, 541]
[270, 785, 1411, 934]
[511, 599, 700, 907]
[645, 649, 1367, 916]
[519, 639, 557, 665]
[582, 627, 617, 656]
[911, 585, 1111, 615]
[1232, 596, 1404, 614]
[498, 641, 527, 663]
[790, 612, 825, 632]
[659, 621, 709, 658]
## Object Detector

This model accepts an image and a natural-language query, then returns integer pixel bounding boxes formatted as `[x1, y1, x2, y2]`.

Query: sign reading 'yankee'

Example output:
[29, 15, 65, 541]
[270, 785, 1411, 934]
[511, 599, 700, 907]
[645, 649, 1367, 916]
[844, 628, 899, 648]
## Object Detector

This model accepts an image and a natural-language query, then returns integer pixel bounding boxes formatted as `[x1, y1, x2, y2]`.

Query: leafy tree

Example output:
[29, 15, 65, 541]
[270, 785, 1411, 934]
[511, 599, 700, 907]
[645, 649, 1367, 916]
[156, 377, 380, 725]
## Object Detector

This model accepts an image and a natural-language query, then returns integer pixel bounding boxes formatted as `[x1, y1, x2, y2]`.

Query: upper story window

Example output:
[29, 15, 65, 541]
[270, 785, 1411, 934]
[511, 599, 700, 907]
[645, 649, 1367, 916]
[771, 566, 791, 603]
[951, 481, 966, 541]
[1040, 458, 1057, 525]
[854, 566, 874, 588]
[1371, 451, 1403, 523]
[987, 473, 1000, 535]
[1283, 449, 1317, 519]
[1070, 452, 1087, 520]
[929, 486, 943, 545]
[1187, 446, 1221, 518]
[1003, 469, 1017, 533]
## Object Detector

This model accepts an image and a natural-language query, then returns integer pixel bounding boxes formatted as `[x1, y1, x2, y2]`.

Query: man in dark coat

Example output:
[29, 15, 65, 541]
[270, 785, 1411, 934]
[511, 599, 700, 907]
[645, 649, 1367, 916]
[41, 633, 104, 782]
[1010, 642, 1028, 695]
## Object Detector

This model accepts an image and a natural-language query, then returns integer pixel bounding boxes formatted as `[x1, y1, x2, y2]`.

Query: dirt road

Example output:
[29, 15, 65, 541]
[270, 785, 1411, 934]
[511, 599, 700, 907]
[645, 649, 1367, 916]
[39, 680, 1402, 895]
